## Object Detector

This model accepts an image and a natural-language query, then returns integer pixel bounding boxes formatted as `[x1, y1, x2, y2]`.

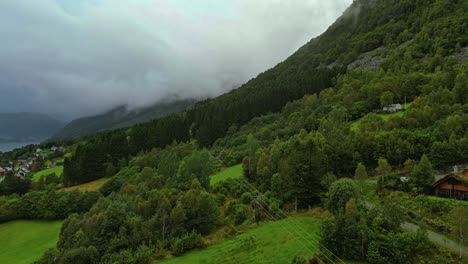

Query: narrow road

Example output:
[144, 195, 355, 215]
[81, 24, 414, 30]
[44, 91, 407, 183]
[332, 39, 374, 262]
[365, 202, 467, 256]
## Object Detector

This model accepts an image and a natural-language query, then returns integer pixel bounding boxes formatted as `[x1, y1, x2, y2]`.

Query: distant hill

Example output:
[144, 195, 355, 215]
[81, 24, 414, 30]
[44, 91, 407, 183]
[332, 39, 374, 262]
[52, 99, 195, 140]
[0, 113, 64, 142]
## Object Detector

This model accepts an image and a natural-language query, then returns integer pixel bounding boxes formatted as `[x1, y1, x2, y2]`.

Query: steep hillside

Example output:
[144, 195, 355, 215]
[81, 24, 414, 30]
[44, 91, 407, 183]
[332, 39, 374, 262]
[52, 99, 195, 140]
[0, 113, 64, 142]
[61, 0, 467, 186]
[3, 1, 467, 263]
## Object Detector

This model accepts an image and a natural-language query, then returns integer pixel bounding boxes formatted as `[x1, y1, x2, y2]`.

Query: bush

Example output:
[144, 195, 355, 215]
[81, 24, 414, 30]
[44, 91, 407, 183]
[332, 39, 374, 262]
[172, 231, 204, 256]
[100, 245, 153, 264]
[34, 248, 60, 264]
[0, 190, 102, 223]
[232, 204, 252, 225]
[60, 246, 99, 264]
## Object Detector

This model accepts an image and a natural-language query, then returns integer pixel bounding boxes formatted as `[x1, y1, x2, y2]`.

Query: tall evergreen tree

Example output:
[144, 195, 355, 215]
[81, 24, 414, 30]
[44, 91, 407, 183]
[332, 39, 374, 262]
[354, 162, 368, 192]
[411, 154, 434, 193]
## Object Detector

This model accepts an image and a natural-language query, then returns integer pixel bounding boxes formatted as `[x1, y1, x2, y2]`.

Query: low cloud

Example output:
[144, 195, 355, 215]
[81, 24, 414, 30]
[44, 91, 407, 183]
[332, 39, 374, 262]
[0, 0, 351, 119]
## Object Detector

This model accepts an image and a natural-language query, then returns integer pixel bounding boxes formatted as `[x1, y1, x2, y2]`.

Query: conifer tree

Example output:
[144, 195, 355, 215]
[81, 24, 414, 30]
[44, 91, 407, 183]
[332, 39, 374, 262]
[354, 162, 368, 191]
[411, 154, 434, 193]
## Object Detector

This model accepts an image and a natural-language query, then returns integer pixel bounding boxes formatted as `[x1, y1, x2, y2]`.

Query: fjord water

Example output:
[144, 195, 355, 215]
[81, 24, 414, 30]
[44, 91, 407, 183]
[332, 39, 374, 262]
[0, 142, 38, 152]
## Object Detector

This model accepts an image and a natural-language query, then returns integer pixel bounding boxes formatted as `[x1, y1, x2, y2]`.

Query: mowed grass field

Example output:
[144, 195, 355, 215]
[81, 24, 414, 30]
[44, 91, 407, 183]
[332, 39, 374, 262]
[32, 166, 63, 181]
[210, 164, 243, 186]
[159, 216, 322, 264]
[62, 178, 109, 192]
[0, 220, 62, 264]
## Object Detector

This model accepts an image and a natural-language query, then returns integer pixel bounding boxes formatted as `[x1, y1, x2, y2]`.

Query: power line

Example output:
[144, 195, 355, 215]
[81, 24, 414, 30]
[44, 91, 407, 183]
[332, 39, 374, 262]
[239, 178, 346, 264]
[239, 183, 318, 258]
[238, 180, 338, 264]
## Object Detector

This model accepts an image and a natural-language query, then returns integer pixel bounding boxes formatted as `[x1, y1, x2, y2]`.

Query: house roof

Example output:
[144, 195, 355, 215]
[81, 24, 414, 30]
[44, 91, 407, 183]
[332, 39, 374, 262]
[432, 170, 468, 188]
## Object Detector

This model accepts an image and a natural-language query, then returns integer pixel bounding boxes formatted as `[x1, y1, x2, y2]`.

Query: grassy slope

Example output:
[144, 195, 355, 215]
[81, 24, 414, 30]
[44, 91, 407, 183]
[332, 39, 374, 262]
[160, 216, 321, 264]
[351, 111, 404, 131]
[0, 220, 62, 264]
[32, 166, 64, 181]
[62, 178, 108, 192]
[426, 195, 468, 207]
[351, 103, 411, 131]
[210, 164, 243, 186]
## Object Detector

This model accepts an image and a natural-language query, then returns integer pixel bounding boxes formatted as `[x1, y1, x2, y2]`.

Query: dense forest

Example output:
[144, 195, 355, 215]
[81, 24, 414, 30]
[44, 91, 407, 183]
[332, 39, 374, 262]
[0, 0, 467, 263]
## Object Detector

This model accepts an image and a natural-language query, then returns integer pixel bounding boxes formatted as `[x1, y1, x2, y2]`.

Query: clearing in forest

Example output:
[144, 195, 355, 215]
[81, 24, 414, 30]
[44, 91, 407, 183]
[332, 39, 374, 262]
[210, 164, 243, 186]
[32, 166, 64, 181]
[62, 177, 109, 192]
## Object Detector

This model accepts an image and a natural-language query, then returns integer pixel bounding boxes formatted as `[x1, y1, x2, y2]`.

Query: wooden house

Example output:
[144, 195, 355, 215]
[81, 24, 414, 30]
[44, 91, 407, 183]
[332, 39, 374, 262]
[432, 168, 468, 200]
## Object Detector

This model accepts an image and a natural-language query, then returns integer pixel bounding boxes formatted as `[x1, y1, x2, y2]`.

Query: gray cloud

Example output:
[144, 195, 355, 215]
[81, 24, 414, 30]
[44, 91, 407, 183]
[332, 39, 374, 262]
[0, 0, 351, 119]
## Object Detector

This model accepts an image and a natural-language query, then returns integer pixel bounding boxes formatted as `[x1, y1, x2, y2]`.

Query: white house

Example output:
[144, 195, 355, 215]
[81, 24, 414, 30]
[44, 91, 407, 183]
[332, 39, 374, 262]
[383, 103, 402, 113]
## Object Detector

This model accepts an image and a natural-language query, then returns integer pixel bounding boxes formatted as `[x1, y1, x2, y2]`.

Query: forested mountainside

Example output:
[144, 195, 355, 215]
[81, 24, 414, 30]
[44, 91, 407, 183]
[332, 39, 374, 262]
[52, 100, 195, 140]
[0, 113, 64, 143]
[62, 0, 468, 186]
[1, 0, 467, 263]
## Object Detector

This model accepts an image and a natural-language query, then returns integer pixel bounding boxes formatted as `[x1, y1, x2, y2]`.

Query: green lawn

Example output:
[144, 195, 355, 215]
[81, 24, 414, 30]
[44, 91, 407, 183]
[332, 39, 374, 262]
[159, 216, 322, 264]
[210, 164, 243, 186]
[32, 166, 63, 181]
[0, 220, 62, 264]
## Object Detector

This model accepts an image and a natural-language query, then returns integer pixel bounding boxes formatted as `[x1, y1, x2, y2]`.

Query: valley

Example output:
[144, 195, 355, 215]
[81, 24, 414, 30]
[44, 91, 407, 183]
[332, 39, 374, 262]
[0, 0, 467, 263]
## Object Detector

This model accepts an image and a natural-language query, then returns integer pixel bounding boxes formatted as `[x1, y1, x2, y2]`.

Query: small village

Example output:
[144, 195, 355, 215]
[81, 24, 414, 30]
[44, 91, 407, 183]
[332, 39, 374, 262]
[0, 145, 66, 184]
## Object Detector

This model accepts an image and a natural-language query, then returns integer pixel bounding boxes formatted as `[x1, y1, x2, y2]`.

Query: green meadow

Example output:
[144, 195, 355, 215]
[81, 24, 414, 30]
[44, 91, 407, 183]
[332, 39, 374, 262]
[210, 164, 243, 186]
[0, 220, 62, 264]
[32, 166, 64, 181]
[160, 216, 322, 264]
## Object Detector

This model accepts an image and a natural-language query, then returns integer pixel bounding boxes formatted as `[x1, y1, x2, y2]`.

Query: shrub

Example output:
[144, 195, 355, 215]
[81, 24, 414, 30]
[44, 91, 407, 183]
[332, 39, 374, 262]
[172, 231, 204, 256]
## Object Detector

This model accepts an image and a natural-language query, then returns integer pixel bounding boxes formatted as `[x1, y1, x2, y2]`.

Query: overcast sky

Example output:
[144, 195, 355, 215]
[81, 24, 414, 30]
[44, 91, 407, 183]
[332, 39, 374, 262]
[0, 0, 352, 120]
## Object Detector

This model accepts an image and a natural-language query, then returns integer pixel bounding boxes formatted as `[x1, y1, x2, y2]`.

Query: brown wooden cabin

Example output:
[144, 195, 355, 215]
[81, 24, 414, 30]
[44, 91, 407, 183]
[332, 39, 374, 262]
[432, 168, 468, 200]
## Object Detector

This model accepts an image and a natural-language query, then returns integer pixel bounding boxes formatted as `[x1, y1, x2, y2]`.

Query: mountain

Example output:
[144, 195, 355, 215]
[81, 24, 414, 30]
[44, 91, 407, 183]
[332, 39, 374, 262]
[4, 0, 468, 263]
[0, 112, 64, 143]
[52, 99, 196, 140]
[61, 0, 467, 183]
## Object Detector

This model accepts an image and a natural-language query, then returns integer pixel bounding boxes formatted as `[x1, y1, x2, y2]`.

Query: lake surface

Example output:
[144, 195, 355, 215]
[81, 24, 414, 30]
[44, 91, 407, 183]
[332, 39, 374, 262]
[0, 142, 39, 152]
